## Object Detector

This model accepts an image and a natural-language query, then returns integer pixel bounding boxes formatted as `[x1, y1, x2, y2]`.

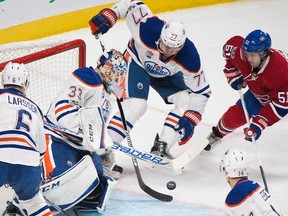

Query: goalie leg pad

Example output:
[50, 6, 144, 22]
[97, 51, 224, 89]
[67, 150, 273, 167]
[41, 155, 99, 211]
[97, 175, 117, 213]
[75, 175, 116, 213]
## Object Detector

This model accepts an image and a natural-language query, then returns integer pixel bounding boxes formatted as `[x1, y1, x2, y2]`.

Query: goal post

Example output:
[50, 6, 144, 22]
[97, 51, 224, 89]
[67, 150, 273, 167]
[0, 39, 86, 113]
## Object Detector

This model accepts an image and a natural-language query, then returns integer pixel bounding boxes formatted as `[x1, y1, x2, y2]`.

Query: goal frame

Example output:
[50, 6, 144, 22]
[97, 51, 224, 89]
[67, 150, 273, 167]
[0, 39, 86, 71]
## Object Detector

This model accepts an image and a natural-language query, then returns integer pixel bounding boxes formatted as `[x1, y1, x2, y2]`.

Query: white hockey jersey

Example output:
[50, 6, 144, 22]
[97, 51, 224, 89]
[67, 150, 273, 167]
[111, 0, 211, 100]
[0, 88, 46, 166]
[225, 179, 282, 216]
[45, 67, 115, 149]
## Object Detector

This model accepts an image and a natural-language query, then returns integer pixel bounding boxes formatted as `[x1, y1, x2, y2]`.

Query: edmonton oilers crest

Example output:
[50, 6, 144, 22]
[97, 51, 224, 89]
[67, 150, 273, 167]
[101, 99, 111, 122]
[144, 61, 171, 77]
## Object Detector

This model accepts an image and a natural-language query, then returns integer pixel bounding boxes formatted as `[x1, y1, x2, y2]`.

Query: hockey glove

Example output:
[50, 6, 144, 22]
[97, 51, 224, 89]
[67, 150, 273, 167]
[89, 9, 117, 35]
[244, 115, 268, 142]
[224, 68, 246, 90]
[174, 110, 202, 145]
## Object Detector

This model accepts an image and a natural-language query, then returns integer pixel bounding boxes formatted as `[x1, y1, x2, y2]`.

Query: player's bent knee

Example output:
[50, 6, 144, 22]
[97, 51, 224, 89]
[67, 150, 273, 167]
[122, 98, 147, 120]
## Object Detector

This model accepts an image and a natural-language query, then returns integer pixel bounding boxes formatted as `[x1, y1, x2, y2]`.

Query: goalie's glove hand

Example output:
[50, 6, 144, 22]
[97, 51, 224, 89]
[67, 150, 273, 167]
[244, 115, 268, 142]
[174, 110, 202, 145]
[89, 9, 117, 35]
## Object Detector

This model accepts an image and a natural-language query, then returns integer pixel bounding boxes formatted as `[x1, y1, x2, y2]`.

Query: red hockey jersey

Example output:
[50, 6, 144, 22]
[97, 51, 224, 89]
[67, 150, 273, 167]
[222, 36, 288, 126]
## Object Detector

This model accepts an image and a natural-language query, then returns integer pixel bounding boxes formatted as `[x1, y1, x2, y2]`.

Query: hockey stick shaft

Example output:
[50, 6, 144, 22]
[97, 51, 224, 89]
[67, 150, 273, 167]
[116, 99, 173, 202]
[44, 196, 69, 216]
[238, 89, 269, 192]
[96, 34, 172, 202]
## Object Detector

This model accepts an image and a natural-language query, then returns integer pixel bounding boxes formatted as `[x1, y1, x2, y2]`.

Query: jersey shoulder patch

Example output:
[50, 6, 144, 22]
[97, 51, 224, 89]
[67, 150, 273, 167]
[73, 67, 102, 87]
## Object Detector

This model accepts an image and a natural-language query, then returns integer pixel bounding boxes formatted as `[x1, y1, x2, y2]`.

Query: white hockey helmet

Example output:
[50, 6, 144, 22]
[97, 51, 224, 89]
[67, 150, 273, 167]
[219, 149, 249, 178]
[160, 20, 186, 48]
[1, 62, 29, 89]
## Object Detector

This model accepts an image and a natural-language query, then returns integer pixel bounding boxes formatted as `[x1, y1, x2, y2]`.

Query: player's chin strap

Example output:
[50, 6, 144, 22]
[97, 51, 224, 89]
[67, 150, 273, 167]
[238, 88, 269, 192]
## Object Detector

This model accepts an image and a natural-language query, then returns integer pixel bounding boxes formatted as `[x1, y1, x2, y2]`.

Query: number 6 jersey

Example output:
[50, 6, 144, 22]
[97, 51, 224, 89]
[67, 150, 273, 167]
[0, 88, 46, 166]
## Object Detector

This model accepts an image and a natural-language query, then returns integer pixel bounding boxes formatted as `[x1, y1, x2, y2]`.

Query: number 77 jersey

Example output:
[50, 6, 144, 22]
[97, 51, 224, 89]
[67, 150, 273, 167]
[111, 0, 211, 97]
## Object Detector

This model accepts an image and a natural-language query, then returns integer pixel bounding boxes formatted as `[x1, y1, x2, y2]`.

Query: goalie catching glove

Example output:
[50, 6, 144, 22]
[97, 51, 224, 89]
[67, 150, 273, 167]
[244, 115, 268, 141]
[89, 9, 118, 35]
[174, 110, 202, 145]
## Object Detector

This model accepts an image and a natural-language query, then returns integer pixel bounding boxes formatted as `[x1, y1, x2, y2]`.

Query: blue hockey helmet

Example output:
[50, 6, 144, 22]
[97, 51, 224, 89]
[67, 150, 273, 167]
[242, 30, 271, 59]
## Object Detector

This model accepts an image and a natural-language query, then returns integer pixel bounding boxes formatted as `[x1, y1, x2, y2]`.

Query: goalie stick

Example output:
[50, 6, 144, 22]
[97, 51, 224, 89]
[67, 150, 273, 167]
[97, 33, 172, 202]
[44, 121, 206, 171]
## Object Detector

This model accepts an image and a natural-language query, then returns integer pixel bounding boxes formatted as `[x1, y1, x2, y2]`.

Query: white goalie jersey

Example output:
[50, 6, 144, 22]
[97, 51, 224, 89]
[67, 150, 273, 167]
[45, 67, 115, 150]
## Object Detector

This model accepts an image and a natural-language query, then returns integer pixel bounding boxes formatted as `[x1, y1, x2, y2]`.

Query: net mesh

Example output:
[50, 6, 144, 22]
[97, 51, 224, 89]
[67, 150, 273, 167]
[0, 39, 86, 113]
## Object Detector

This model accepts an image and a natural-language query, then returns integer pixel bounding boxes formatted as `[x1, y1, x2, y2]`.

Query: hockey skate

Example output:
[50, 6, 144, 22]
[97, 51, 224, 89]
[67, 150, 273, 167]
[204, 126, 223, 151]
[147, 134, 183, 175]
[150, 134, 174, 159]
[101, 151, 123, 180]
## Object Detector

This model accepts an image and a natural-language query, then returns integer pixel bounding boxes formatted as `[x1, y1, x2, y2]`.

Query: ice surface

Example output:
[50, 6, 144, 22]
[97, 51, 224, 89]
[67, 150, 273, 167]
[1, 0, 287, 215]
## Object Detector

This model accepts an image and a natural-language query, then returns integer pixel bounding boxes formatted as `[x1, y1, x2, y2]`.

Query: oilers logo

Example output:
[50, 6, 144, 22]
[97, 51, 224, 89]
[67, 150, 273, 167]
[101, 99, 112, 122]
[144, 61, 171, 77]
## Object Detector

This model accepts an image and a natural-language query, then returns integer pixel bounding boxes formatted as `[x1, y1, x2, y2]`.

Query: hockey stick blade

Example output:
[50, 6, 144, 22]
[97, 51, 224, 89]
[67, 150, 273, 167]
[44, 121, 206, 171]
[112, 142, 170, 165]
[134, 161, 173, 202]
[171, 138, 208, 170]
[113, 138, 208, 171]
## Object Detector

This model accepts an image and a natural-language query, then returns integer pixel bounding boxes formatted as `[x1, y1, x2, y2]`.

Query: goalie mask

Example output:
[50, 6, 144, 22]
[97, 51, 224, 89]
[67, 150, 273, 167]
[97, 49, 128, 98]
[219, 149, 249, 179]
[1, 62, 30, 90]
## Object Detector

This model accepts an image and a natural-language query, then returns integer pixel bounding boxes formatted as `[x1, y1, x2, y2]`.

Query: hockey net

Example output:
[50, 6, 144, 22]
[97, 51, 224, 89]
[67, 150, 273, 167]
[0, 39, 86, 113]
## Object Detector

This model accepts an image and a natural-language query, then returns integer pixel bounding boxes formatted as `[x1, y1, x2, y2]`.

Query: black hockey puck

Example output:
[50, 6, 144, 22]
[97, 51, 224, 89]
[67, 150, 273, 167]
[166, 181, 176, 190]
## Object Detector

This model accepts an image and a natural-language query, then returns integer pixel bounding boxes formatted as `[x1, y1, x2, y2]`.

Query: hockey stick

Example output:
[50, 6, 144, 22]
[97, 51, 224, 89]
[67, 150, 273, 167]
[97, 33, 173, 202]
[44, 196, 69, 216]
[115, 99, 173, 202]
[238, 89, 269, 192]
[45, 120, 205, 171]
